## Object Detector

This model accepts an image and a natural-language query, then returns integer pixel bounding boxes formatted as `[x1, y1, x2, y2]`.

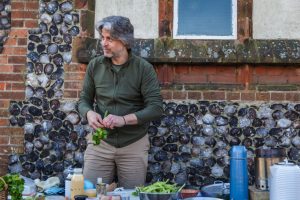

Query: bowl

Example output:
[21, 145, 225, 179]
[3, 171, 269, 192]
[180, 189, 200, 199]
[139, 192, 179, 200]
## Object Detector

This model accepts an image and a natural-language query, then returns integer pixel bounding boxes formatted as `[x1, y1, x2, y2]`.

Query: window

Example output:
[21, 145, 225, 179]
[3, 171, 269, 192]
[173, 0, 237, 39]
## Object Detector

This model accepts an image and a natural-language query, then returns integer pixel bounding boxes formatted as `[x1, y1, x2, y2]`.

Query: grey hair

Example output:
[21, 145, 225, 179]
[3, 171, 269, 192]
[95, 16, 134, 49]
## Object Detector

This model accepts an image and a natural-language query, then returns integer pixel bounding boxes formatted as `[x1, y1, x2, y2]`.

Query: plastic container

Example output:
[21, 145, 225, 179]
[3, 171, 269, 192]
[65, 173, 72, 200]
[96, 177, 107, 199]
[229, 146, 248, 200]
[201, 181, 229, 199]
[71, 168, 84, 200]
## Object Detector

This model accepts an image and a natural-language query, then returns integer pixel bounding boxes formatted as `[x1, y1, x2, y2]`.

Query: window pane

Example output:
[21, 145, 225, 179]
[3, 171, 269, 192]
[177, 0, 233, 36]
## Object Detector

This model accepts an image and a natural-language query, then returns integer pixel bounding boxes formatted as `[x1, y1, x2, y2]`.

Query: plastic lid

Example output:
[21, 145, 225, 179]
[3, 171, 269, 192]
[230, 145, 247, 158]
[74, 168, 83, 173]
[97, 177, 102, 184]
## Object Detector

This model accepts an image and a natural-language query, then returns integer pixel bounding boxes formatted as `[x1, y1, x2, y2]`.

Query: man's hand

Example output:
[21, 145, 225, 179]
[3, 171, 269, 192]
[102, 114, 126, 129]
[87, 110, 104, 130]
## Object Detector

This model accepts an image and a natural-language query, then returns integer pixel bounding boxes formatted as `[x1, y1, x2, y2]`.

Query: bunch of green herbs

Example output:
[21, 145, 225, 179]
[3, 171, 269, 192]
[92, 110, 108, 145]
[0, 173, 24, 200]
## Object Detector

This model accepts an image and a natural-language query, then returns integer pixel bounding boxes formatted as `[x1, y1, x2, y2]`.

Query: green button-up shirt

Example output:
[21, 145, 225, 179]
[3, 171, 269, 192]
[78, 53, 163, 147]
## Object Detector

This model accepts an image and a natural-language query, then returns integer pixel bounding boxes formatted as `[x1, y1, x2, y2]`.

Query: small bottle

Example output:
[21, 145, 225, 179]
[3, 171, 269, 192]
[71, 168, 85, 200]
[96, 178, 107, 199]
[65, 173, 73, 200]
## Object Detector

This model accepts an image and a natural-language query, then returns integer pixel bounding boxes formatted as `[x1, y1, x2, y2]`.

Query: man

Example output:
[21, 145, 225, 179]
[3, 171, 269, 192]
[78, 16, 163, 188]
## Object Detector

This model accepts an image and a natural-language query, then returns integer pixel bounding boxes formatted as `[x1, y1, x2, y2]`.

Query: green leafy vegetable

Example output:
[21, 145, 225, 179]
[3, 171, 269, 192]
[133, 180, 184, 196]
[0, 173, 24, 200]
[92, 110, 108, 145]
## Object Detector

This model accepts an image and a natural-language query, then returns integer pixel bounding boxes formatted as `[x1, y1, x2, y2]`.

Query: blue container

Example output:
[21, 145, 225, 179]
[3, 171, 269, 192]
[230, 146, 248, 200]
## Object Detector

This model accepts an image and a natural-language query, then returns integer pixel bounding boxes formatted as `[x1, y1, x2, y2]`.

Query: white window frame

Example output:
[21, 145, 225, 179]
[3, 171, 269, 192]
[173, 0, 237, 39]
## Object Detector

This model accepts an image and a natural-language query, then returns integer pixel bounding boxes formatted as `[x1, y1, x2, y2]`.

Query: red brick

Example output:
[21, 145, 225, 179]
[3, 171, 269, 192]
[208, 75, 237, 84]
[0, 100, 10, 108]
[24, 20, 38, 28]
[216, 66, 236, 74]
[174, 66, 190, 74]
[0, 127, 24, 136]
[11, 20, 24, 27]
[11, 2, 25, 10]
[0, 55, 8, 64]
[64, 90, 78, 99]
[64, 82, 83, 90]
[257, 75, 288, 84]
[0, 83, 5, 90]
[266, 67, 285, 75]
[188, 91, 202, 100]
[256, 92, 270, 101]
[161, 90, 172, 100]
[11, 83, 25, 90]
[65, 64, 87, 72]
[174, 74, 207, 84]
[0, 74, 24, 81]
[0, 136, 9, 145]
[5, 83, 11, 90]
[271, 93, 285, 101]
[173, 91, 187, 100]
[8, 56, 26, 64]
[0, 146, 24, 154]
[5, 38, 17, 45]
[0, 119, 9, 126]
[9, 29, 28, 37]
[0, 65, 13, 73]
[65, 73, 86, 81]
[2, 47, 14, 54]
[287, 76, 300, 84]
[11, 11, 38, 19]
[227, 92, 241, 101]
[0, 109, 9, 117]
[190, 65, 217, 75]
[12, 65, 26, 73]
[203, 91, 225, 100]
[241, 92, 255, 101]
[254, 66, 267, 75]
[75, 0, 88, 9]
[25, 2, 39, 10]
[10, 136, 24, 145]
[0, 91, 25, 99]
[155, 65, 174, 84]
[17, 38, 27, 45]
[286, 93, 300, 102]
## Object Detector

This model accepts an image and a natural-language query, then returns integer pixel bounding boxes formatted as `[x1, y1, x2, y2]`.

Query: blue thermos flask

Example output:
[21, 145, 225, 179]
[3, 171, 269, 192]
[230, 146, 248, 200]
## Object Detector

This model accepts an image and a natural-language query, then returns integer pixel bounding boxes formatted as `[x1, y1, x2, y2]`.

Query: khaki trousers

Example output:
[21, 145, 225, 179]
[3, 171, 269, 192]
[83, 134, 150, 188]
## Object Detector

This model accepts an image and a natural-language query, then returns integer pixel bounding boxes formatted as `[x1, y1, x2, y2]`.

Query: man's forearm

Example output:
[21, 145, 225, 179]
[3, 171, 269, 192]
[123, 113, 138, 125]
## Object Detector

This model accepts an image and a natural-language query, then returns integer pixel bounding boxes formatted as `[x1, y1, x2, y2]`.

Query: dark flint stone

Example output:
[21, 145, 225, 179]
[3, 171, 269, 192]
[175, 115, 186, 125]
[29, 35, 40, 43]
[26, 62, 34, 73]
[215, 116, 228, 126]
[34, 62, 43, 75]
[243, 126, 255, 137]
[28, 42, 35, 51]
[28, 151, 39, 162]
[161, 115, 175, 127]
[36, 87, 47, 98]
[230, 127, 242, 137]
[46, 1, 59, 14]
[179, 134, 190, 144]
[34, 139, 43, 151]
[164, 107, 175, 116]
[29, 28, 42, 34]
[162, 144, 178, 152]
[47, 89, 55, 98]
[47, 43, 58, 55]
[180, 152, 192, 163]
[8, 154, 19, 165]
[40, 149, 50, 158]
[28, 106, 42, 116]
[22, 162, 35, 173]
[151, 136, 165, 147]
[29, 97, 42, 106]
[154, 151, 168, 161]
[189, 104, 198, 113]
[294, 104, 300, 112]
[271, 103, 286, 110]
[78, 138, 87, 151]
[151, 119, 161, 127]
[58, 44, 71, 52]
[42, 99, 49, 111]
[242, 138, 253, 148]
[69, 131, 78, 142]
[147, 125, 157, 136]
[63, 33, 72, 44]
[50, 99, 60, 110]
[269, 128, 282, 136]
[54, 110, 66, 120]
[9, 116, 18, 126]
[60, 24, 69, 35]
[252, 118, 263, 127]
[229, 137, 241, 146]
[247, 107, 257, 119]
[43, 164, 53, 175]
[39, 22, 48, 33]
[191, 136, 204, 146]
[9, 103, 20, 115]
[288, 147, 300, 160]
[49, 154, 57, 163]
[238, 107, 248, 117]
[34, 124, 43, 137]
[36, 159, 44, 171]
[64, 13, 73, 24]
[27, 52, 39, 63]
[176, 104, 188, 115]
[37, 44, 46, 53]
[209, 104, 222, 115]
[284, 110, 299, 121]
[60, 1, 73, 13]
[49, 25, 58, 36]
[179, 124, 193, 134]
[17, 117, 25, 126]
[229, 116, 238, 127]
[53, 162, 64, 172]
[41, 34, 51, 45]
[205, 137, 216, 147]
[254, 137, 265, 148]
[272, 110, 284, 120]
[63, 120, 73, 131]
[51, 78, 64, 90]
[21, 106, 28, 116]
[44, 63, 54, 75]
[53, 13, 63, 24]
[42, 112, 53, 120]
[52, 54, 63, 66]
[50, 67, 64, 80]
[53, 36, 63, 44]
[25, 114, 34, 122]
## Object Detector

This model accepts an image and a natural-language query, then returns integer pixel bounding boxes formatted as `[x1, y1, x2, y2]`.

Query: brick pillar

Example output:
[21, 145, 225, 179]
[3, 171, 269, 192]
[0, 0, 38, 175]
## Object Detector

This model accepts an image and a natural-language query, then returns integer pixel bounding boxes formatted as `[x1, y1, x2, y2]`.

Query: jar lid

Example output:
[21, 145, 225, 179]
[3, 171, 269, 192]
[74, 195, 88, 200]
[74, 168, 82, 173]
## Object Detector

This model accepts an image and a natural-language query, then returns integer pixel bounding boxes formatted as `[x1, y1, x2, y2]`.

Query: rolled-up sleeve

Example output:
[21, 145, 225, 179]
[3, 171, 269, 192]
[134, 64, 163, 124]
